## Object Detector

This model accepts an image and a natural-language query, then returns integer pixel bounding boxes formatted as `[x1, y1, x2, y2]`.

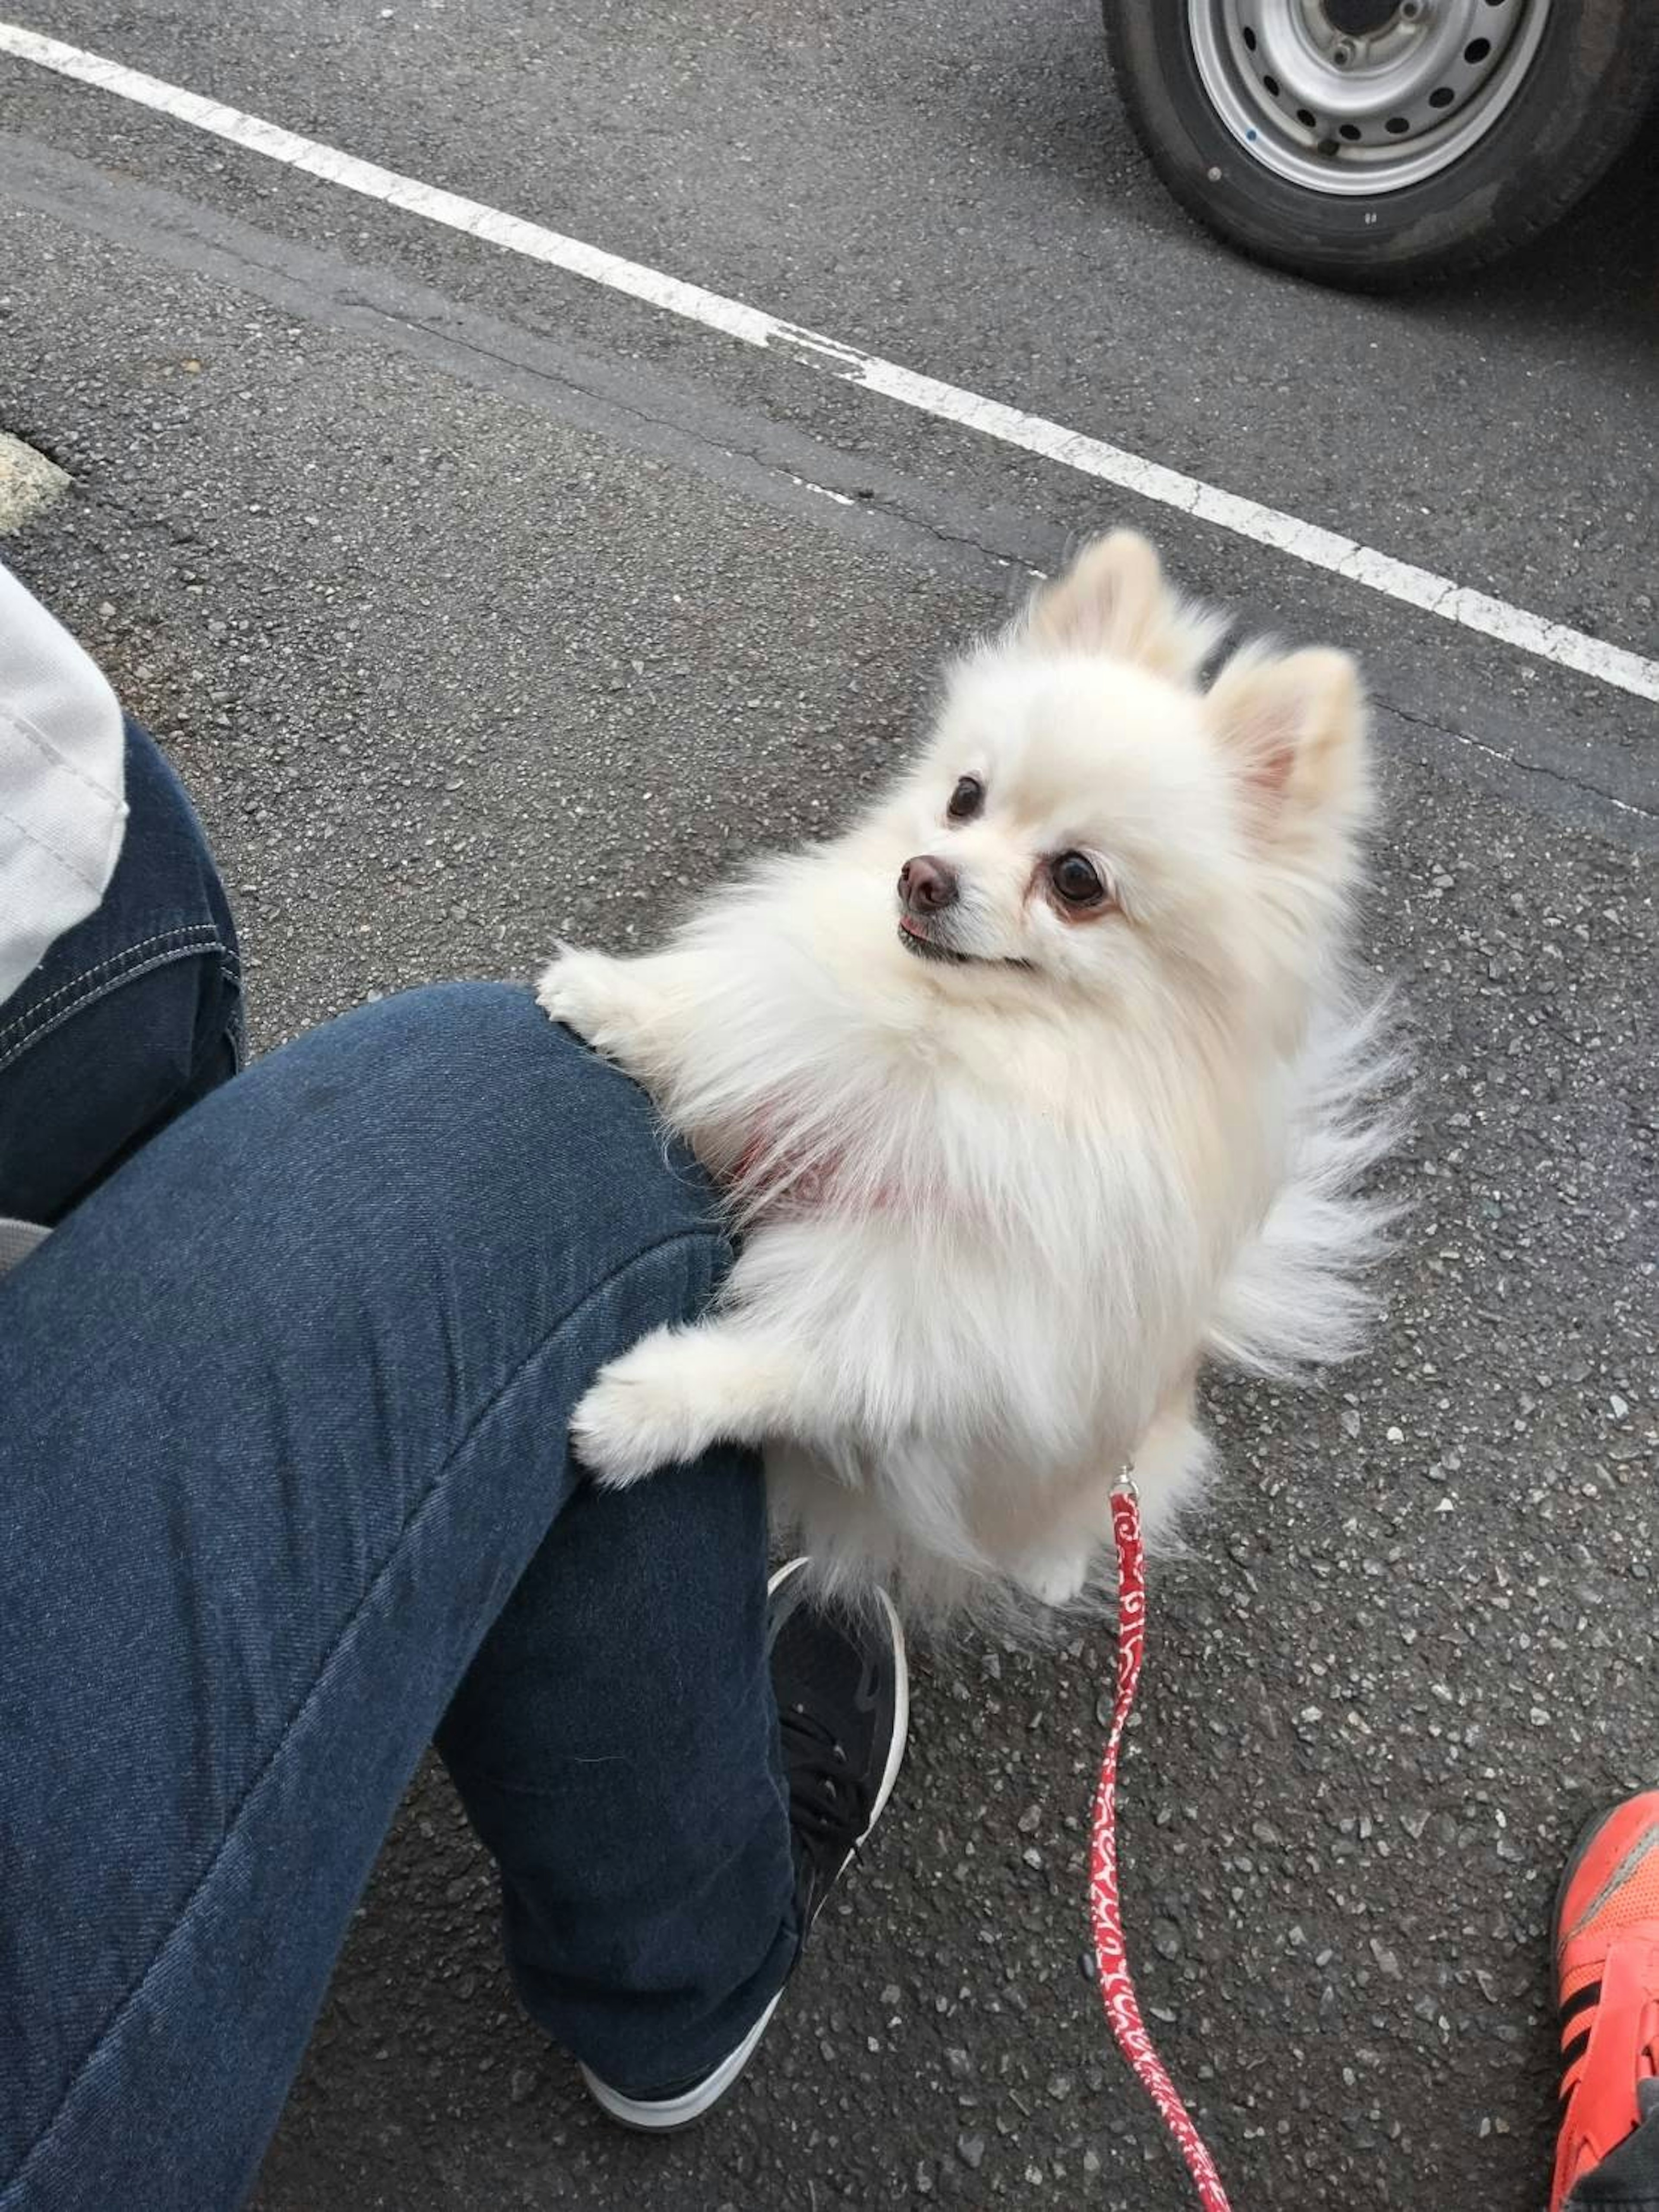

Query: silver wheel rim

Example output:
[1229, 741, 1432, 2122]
[1187, 0, 1553, 196]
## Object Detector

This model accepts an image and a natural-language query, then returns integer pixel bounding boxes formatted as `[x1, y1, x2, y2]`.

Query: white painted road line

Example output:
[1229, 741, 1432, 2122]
[4, 19, 1656, 707]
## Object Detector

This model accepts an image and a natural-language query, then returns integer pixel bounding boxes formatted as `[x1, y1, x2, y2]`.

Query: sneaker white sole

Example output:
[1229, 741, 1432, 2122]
[579, 1990, 784, 2133]
[580, 1560, 910, 2132]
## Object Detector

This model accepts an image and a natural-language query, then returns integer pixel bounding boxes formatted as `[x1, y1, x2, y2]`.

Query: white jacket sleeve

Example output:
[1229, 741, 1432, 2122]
[0, 563, 128, 1009]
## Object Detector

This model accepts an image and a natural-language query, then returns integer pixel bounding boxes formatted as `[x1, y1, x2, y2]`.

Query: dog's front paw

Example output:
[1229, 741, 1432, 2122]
[1011, 1544, 1096, 1608]
[571, 1331, 709, 1487]
[536, 947, 637, 1059]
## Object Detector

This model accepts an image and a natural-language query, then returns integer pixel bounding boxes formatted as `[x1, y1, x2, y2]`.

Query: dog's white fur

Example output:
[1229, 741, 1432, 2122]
[538, 533, 1396, 1619]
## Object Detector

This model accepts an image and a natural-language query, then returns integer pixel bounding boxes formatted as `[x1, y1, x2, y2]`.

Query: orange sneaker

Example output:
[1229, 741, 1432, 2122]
[1551, 1792, 1659, 2212]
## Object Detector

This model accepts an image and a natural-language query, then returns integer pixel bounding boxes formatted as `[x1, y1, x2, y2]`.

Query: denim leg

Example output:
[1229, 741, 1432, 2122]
[1570, 2112, 1659, 2208]
[0, 984, 793, 2212]
[0, 715, 242, 1224]
[438, 1456, 795, 2097]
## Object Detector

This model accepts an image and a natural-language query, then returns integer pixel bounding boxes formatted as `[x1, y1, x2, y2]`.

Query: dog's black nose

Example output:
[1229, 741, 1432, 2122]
[898, 855, 959, 914]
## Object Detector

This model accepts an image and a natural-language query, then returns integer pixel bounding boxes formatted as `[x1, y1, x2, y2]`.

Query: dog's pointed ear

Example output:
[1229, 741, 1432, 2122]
[1024, 532, 1219, 682]
[1204, 645, 1369, 838]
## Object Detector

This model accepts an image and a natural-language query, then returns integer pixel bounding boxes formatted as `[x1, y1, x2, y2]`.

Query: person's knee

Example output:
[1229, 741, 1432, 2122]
[0, 944, 242, 1222]
[0, 719, 242, 1219]
[338, 981, 617, 1113]
[268, 981, 727, 1269]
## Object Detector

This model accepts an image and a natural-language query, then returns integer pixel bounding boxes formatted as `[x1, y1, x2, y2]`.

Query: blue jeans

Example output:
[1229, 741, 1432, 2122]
[0, 719, 243, 1225]
[0, 734, 796, 2212]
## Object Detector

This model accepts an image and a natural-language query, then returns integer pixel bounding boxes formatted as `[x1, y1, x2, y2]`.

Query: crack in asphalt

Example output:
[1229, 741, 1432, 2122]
[1382, 700, 1656, 824]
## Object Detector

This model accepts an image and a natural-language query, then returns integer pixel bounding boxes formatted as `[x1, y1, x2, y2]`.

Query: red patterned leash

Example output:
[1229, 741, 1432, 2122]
[1090, 1471, 1234, 2210]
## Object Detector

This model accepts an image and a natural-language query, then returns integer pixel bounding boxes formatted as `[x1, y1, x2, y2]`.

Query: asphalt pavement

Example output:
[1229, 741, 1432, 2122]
[2, 4, 1656, 2207]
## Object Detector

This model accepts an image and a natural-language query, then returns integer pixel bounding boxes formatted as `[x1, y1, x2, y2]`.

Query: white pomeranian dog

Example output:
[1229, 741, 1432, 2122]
[538, 532, 1396, 1617]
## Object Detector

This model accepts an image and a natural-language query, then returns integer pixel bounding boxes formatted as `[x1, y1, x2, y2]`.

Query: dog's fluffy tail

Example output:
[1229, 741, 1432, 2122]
[1207, 993, 1407, 1380]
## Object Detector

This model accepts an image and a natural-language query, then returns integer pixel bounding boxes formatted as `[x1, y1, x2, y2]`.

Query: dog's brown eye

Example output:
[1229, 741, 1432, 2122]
[1051, 851, 1108, 907]
[947, 775, 984, 823]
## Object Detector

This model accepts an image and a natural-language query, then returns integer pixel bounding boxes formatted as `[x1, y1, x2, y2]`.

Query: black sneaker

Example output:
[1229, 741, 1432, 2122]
[580, 1559, 908, 2130]
[769, 1557, 909, 1934]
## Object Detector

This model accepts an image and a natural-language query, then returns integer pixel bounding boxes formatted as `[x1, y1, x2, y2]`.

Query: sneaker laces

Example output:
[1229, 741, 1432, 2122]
[780, 1701, 875, 1922]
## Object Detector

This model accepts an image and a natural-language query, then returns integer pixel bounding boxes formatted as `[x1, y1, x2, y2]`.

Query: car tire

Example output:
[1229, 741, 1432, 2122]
[1102, 0, 1659, 289]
